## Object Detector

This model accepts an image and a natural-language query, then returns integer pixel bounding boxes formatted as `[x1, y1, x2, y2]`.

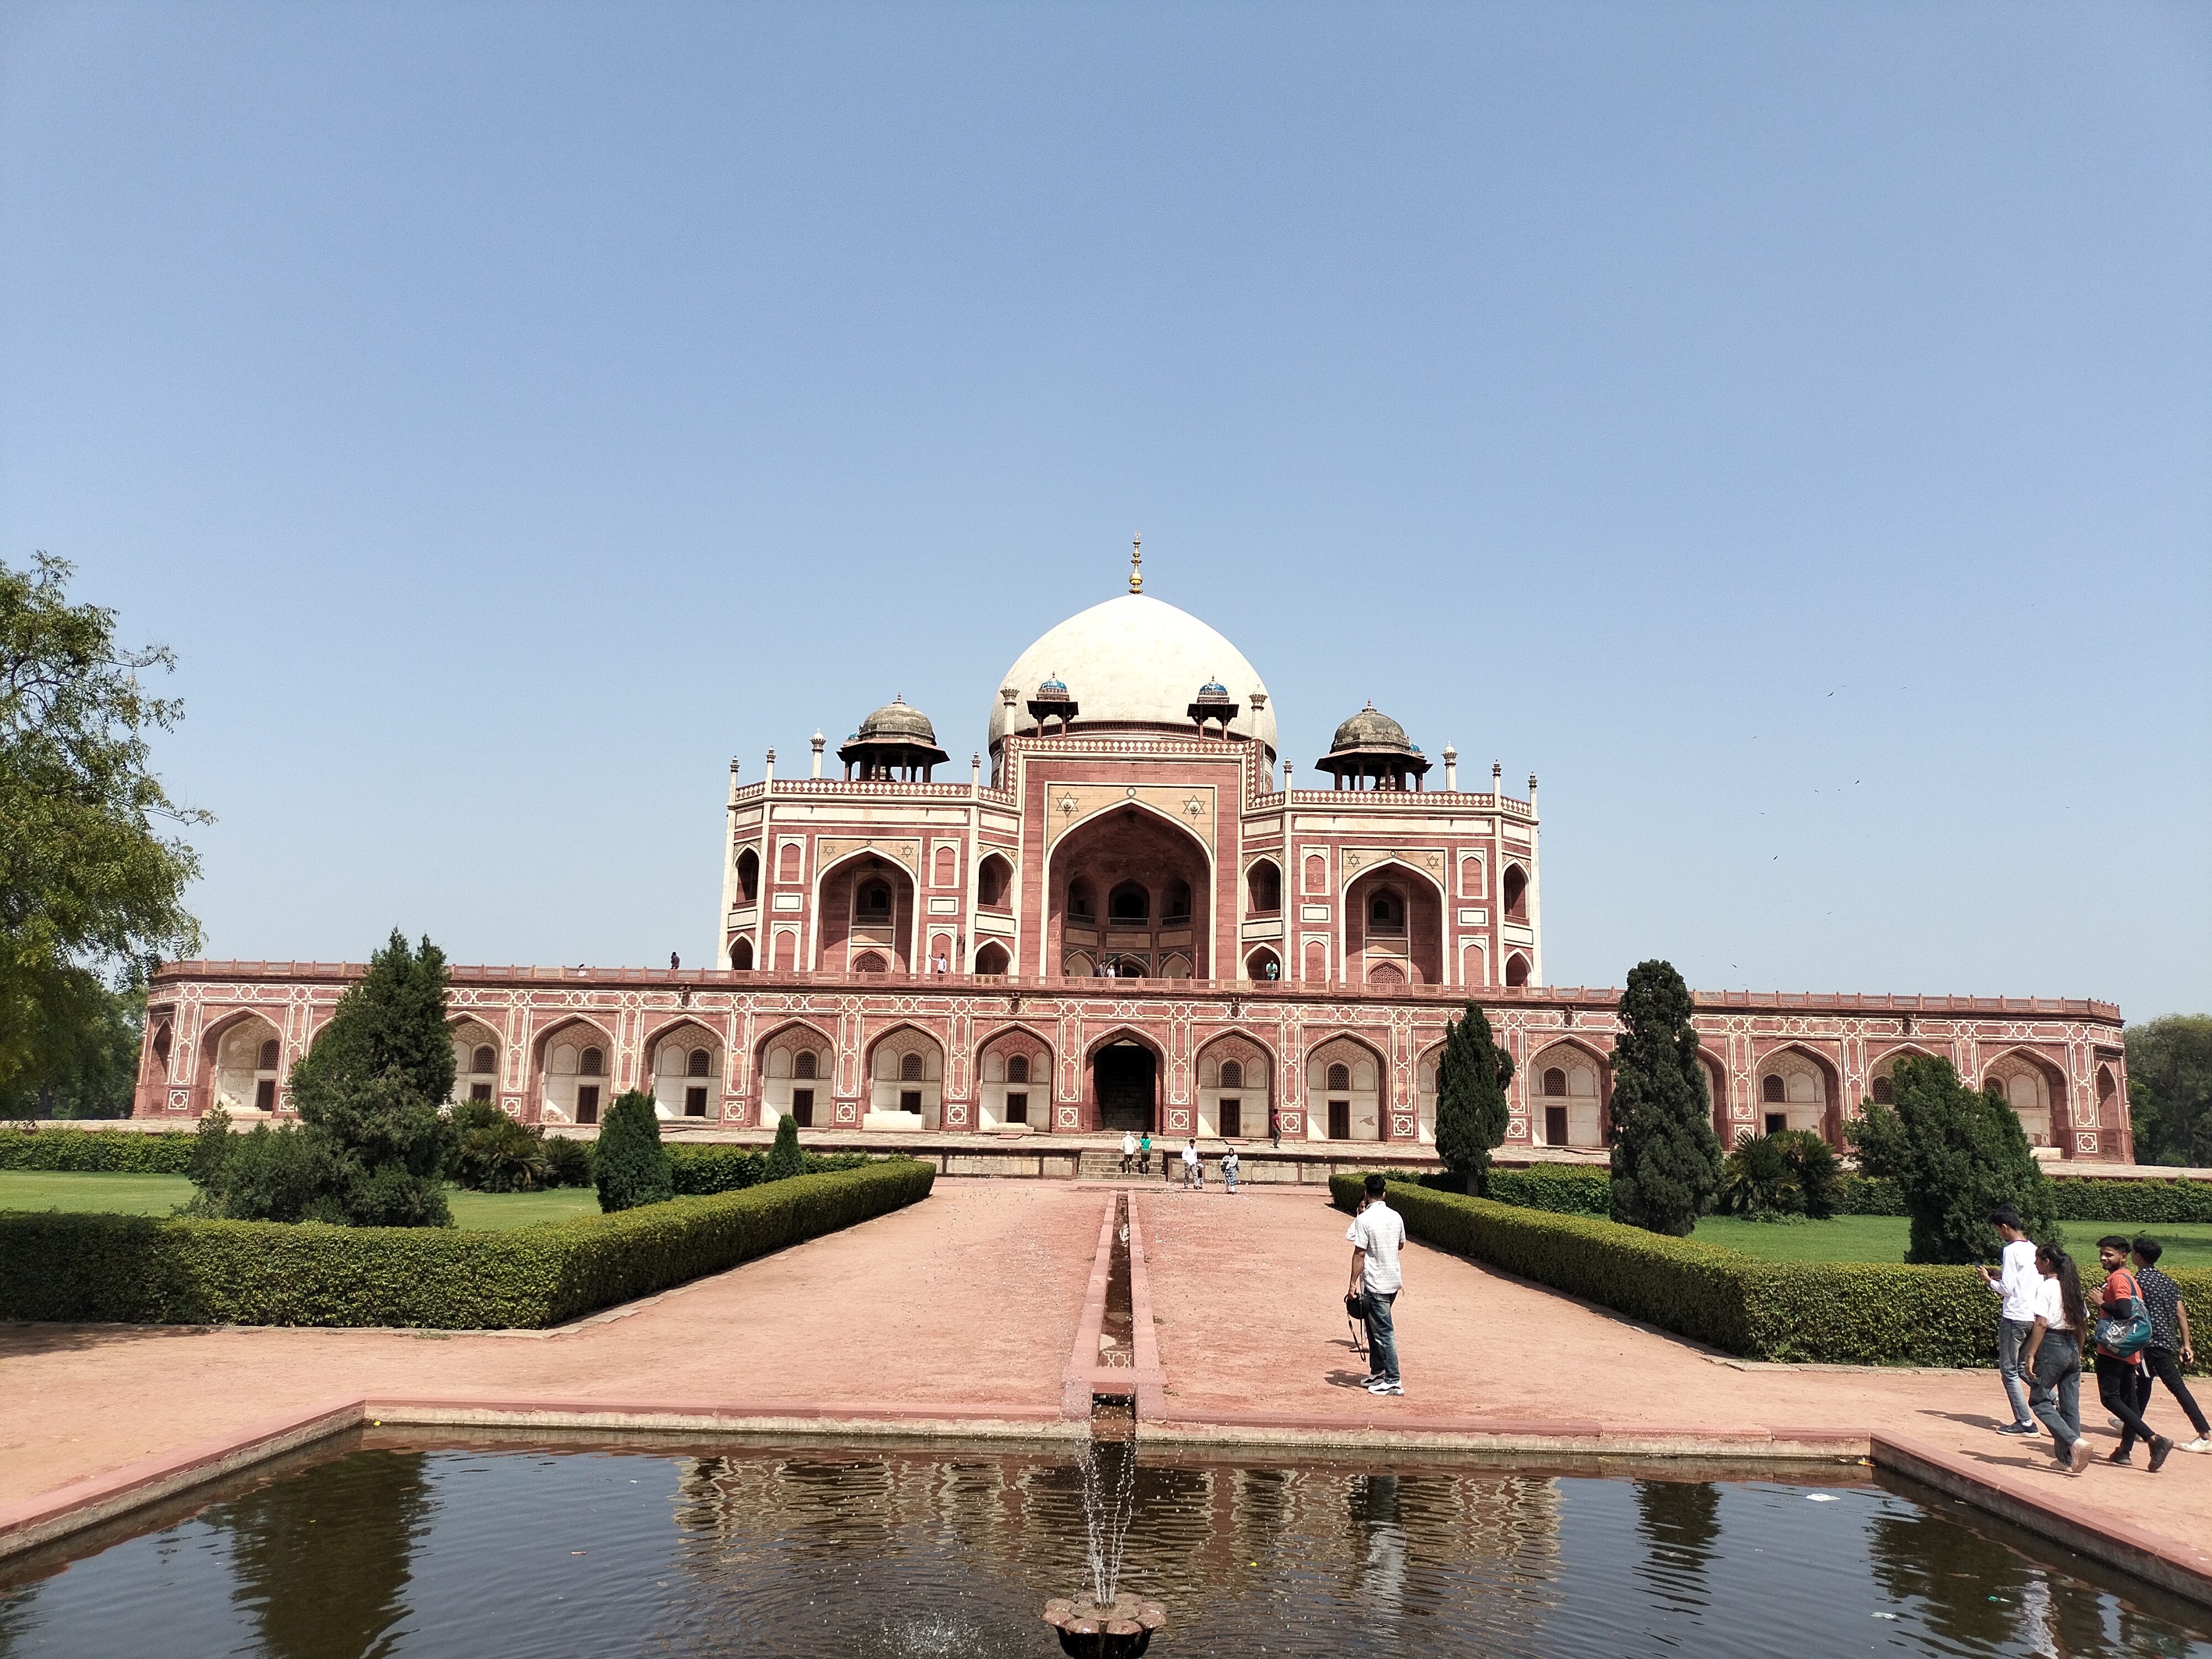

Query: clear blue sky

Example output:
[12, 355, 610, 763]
[4, 2, 2206, 1019]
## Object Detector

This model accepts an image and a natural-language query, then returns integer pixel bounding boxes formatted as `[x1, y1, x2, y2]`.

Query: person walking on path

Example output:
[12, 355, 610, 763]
[1347, 1173, 1407, 1396]
[1136, 1133, 1151, 1177]
[2094, 1235, 2174, 1471]
[1268, 1104, 1282, 1149]
[1120, 1131, 1137, 1177]
[2131, 1236, 2211, 1454]
[1182, 1138, 1202, 1190]
[2021, 1243, 2093, 1474]
[1979, 1206, 2042, 1435]
[1222, 1147, 1239, 1193]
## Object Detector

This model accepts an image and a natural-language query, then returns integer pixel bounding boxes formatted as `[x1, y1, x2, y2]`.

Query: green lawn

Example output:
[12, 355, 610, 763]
[1693, 1213, 2212, 1271]
[0, 1171, 600, 1230]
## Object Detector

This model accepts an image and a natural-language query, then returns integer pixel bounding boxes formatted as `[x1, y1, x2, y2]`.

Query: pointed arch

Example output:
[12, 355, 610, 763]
[813, 843, 922, 975]
[756, 1017, 838, 1129]
[447, 1015, 503, 1104]
[533, 1014, 618, 1126]
[977, 1022, 1055, 1129]
[1306, 1032, 1389, 1142]
[198, 1009, 286, 1118]
[1527, 1036, 1611, 1149]
[1084, 1023, 1168, 1136]
[1194, 1029, 1276, 1139]
[1981, 1046, 2068, 1149]
[1041, 800, 1217, 979]
[864, 1022, 946, 1128]
[1751, 1042, 1842, 1144]
[643, 1016, 725, 1120]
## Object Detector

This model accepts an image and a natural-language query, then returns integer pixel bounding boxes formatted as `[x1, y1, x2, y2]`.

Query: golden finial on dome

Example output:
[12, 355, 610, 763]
[1129, 534, 1143, 593]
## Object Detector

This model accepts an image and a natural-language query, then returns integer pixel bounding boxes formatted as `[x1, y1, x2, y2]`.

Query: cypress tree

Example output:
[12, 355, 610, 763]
[287, 930, 455, 1226]
[1848, 1053, 2057, 1262]
[1434, 1001, 1514, 1194]
[1608, 959, 1724, 1235]
[763, 1112, 805, 1182]
[593, 1089, 674, 1212]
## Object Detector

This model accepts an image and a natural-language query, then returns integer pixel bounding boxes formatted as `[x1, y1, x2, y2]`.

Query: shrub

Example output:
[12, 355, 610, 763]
[1434, 1003, 1513, 1195]
[542, 1136, 593, 1189]
[0, 1125, 197, 1173]
[764, 1113, 805, 1183]
[1333, 1172, 2212, 1370]
[0, 1159, 936, 1328]
[1719, 1130, 1839, 1222]
[594, 1091, 673, 1212]
[1607, 961, 1725, 1235]
[1837, 1173, 1907, 1215]
[1850, 1055, 2056, 1262]
[452, 1110, 549, 1194]
[283, 931, 457, 1227]
[186, 1120, 344, 1223]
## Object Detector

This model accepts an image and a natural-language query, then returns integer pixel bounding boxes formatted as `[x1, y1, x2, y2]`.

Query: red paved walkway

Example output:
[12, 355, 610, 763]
[1, 1179, 1098, 1502]
[1134, 1183, 2212, 1574]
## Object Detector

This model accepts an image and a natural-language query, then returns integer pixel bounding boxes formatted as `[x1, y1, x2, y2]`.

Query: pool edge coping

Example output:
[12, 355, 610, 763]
[5, 1401, 2210, 1613]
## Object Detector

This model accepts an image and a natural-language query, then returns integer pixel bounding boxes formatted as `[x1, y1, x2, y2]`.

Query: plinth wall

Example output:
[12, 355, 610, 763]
[132, 963, 2132, 1162]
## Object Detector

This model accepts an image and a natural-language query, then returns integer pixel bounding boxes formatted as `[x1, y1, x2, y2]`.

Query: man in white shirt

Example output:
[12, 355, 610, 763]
[1182, 1139, 1202, 1188]
[1120, 1131, 1137, 1176]
[1978, 1205, 2041, 1434]
[1346, 1173, 1407, 1396]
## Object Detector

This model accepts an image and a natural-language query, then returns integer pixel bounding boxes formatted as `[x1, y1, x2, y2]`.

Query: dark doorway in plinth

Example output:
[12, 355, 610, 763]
[1094, 1045, 1155, 1134]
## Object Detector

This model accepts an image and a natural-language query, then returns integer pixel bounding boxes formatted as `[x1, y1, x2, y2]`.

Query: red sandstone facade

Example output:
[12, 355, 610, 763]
[131, 572, 2133, 1160]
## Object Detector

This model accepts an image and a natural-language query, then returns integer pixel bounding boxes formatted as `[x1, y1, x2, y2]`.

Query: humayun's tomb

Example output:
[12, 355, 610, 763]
[132, 548, 2133, 1164]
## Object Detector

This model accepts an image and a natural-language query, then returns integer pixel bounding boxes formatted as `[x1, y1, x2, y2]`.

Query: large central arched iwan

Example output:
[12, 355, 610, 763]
[1044, 803, 1214, 979]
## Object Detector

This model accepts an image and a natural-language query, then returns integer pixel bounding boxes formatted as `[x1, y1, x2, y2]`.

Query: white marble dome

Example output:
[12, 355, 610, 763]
[989, 593, 1278, 758]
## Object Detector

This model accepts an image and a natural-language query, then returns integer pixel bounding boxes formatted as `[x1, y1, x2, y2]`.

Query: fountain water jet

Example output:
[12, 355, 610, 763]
[1043, 1195, 1166, 1657]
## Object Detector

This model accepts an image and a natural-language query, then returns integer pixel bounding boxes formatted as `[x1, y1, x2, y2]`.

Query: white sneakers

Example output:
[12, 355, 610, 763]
[1366, 1378, 1403, 1396]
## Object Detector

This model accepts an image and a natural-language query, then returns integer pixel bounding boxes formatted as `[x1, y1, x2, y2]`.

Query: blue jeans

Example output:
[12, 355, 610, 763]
[2028, 1339, 2081, 1462]
[1998, 1318, 2037, 1427]
[1361, 1288, 1399, 1383]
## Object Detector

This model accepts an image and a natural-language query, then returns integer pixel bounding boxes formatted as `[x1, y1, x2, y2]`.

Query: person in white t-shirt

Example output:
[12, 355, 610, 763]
[1978, 1206, 2041, 1434]
[1120, 1131, 1137, 1176]
[1182, 1139, 1202, 1188]
[1346, 1173, 1407, 1395]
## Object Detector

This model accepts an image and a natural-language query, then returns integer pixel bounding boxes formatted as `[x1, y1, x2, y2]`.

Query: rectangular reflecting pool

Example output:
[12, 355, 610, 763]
[2, 1433, 2207, 1657]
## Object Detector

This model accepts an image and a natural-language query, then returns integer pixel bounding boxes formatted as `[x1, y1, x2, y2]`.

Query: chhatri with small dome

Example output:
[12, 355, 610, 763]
[132, 544, 2133, 1163]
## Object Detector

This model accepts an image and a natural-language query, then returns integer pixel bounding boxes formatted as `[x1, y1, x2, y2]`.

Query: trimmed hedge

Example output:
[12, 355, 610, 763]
[667, 1145, 872, 1196]
[0, 1158, 935, 1329]
[2051, 1178, 2212, 1224]
[1459, 1165, 2212, 1226]
[1335, 1172, 2212, 1369]
[0, 1127, 197, 1174]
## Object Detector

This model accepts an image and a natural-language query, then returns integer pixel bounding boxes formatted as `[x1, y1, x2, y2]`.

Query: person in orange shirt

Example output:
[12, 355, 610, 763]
[2094, 1235, 2173, 1471]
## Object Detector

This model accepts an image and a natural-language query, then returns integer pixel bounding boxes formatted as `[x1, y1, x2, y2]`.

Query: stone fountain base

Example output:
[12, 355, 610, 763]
[1041, 1594, 1168, 1657]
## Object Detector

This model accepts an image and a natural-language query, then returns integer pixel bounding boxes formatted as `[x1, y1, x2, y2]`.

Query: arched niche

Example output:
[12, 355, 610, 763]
[864, 1026, 944, 1129]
